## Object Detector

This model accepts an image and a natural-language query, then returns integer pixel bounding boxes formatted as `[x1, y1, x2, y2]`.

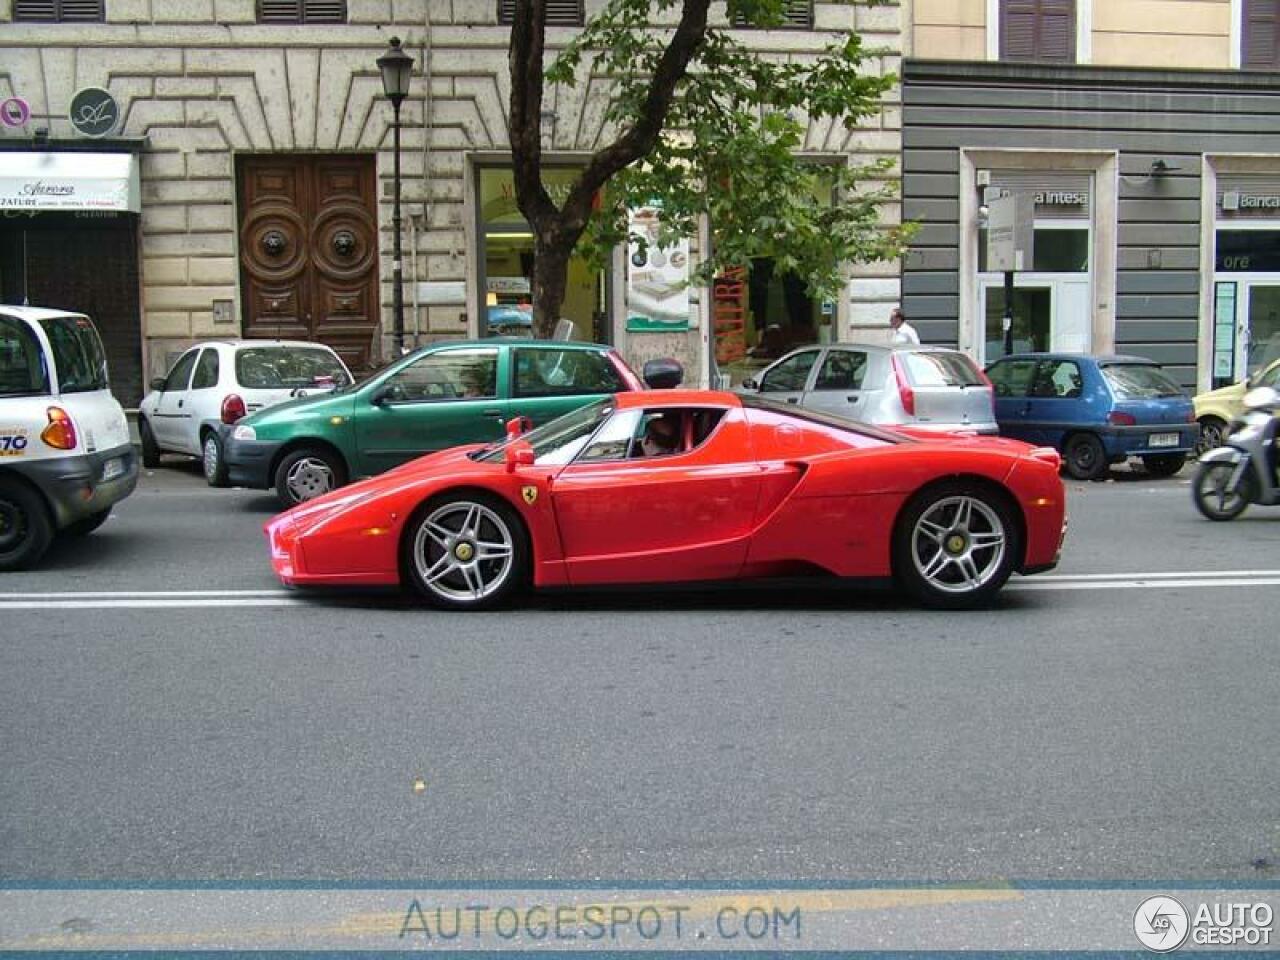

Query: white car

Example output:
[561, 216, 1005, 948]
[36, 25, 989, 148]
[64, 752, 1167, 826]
[138, 339, 353, 486]
[0, 305, 138, 570]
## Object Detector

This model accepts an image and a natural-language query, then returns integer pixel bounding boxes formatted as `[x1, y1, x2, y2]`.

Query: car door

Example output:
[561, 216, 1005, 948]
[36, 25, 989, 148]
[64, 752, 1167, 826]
[1022, 358, 1087, 447]
[508, 346, 627, 426]
[801, 347, 870, 418]
[985, 357, 1039, 442]
[179, 346, 222, 455]
[354, 347, 507, 475]
[755, 348, 821, 405]
[151, 348, 199, 450]
[550, 405, 763, 584]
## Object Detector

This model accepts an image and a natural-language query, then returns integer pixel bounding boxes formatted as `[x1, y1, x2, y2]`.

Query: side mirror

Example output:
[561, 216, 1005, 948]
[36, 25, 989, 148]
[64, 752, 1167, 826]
[504, 442, 535, 473]
[505, 416, 533, 439]
[742, 378, 759, 391]
[369, 384, 393, 406]
[642, 357, 684, 390]
[150, 377, 167, 392]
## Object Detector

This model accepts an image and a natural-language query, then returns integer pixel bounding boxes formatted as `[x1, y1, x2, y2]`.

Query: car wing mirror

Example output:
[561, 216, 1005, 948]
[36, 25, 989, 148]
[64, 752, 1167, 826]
[642, 357, 684, 390]
[504, 442, 535, 473]
[742, 377, 759, 391]
[369, 384, 393, 406]
[505, 416, 533, 439]
[150, 377, 167, 392]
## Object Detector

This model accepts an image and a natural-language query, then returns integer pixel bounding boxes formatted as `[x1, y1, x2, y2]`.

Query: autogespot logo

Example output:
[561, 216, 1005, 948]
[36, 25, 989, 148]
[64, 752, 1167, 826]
[1134, 896, 1190, 952]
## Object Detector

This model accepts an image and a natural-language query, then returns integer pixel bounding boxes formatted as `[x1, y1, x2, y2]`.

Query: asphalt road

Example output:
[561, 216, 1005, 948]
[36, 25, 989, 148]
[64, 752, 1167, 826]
[1, 457, 1278, 884]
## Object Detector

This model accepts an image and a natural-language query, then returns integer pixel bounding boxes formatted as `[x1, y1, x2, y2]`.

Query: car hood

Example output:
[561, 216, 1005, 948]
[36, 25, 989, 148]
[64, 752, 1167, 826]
[1193, 381, 1244, 408]
[240, 388, 353, 426]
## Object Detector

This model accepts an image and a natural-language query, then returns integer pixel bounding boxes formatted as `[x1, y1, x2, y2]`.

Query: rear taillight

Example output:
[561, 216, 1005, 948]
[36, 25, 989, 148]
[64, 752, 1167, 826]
[221, 393, 247, 424]
[891, 355, 916, 416]
[41, 406, 77, 450]
[1108, 411, 1136, 426]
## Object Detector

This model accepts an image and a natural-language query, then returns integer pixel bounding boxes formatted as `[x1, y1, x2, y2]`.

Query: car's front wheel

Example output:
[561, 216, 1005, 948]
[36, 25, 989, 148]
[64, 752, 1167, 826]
[273, 447, 347, 508]
[202, 431, 229, 487]
[403, 493, 528, 610]
[1195, 416, 1228, 458]
[1063, 432, 1107, 481]
[892, 482, 1019, 609]
[1142, 452, 1187, 478]
[1192, 460, 1252, 521]
[0, 477, 54, 571]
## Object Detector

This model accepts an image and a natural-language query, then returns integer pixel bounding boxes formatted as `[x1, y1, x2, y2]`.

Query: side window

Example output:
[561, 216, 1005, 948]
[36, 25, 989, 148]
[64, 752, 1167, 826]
[382, 349, 497, 402]
[1031, 360, 1082, 398]
[576, 410, 642, 463]
[514, 348, 624, 398]
[164, 350, 200, 392]
[191, 349, 220, 390]
[626, 407, 727, 460]
[759, 351, 818, 393]
[986, 359, 1038, 398]
[1257, 361, 1280, 389]
[0, 318, 48, 395]
[814, 350, 867, 391]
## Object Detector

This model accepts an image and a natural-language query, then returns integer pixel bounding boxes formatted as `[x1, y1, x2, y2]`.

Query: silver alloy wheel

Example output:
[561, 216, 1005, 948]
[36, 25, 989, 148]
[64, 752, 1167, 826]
[411, 500, 515, 604]
[285, 456, 336, 502]
[202, 435, 219, 482]
[1194, 419, 1226, 459]
[909, 494, 1008, 596]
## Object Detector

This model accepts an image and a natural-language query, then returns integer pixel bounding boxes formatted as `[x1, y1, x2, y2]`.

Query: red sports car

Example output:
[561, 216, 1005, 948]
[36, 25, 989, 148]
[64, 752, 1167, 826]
[264, 390, 1067, 609]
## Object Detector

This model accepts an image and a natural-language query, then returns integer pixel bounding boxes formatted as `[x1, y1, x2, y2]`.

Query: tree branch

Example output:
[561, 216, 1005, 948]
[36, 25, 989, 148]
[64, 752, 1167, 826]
[509, 0, 558, 227]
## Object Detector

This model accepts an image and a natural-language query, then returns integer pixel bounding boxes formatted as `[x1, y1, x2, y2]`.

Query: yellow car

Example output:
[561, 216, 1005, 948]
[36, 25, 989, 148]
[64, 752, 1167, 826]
[1193, 358, 1280, 455]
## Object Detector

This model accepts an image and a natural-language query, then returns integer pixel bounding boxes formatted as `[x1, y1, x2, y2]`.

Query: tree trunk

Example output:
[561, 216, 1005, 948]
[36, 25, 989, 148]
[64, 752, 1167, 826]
[530, 229, 570, 338]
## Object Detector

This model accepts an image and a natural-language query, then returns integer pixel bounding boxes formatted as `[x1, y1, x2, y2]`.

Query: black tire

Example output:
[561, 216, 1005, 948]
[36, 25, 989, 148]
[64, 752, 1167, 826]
[0, 476, 54, 571]
[1192, 460, 1252, 521]
[1063, 433, 1107, 481]
[273, 446, 347, 509]
[402, 492, 529, 611]
[62, 507, 112, 537]
[139, 417, 160, 469]
[1142, 452, 1187, 478]
[201, 430, 229, 488]
[1194, 417, 1227, 458]
[892, 481, 1020, 610]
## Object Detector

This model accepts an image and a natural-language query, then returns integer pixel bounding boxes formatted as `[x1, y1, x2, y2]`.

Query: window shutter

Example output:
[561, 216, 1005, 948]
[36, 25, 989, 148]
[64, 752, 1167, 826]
[14, 0, 102, 20]
[1243, 0, 1279, 70]
[732, 0, 814, 28]
[1001, 0, 1075, 62]
[258, 0, 347, 22]
[498, 0, 584, 26]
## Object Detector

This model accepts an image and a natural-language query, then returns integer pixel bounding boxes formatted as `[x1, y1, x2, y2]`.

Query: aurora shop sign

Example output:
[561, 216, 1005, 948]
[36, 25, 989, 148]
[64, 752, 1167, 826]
[0, 152, 140, 212]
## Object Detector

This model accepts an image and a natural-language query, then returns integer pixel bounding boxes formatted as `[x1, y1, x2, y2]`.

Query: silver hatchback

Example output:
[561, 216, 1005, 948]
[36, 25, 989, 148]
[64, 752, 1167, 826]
[740, 343, 997, 434]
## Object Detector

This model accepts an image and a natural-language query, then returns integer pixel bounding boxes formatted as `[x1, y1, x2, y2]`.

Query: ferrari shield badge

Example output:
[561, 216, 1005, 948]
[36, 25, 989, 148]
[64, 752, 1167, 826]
[521, 485, 538, 505]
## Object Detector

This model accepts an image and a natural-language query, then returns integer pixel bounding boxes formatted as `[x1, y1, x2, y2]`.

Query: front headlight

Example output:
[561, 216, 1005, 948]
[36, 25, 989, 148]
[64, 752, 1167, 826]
[232, 425, 257, 441]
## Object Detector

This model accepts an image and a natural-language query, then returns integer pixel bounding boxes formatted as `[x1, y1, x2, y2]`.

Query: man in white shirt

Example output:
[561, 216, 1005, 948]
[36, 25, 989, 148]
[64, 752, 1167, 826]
[889, 307, 920, 345]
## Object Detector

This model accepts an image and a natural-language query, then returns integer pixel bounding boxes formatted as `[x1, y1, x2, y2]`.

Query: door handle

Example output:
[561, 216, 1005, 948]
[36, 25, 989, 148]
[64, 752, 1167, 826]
[177, 399, 184, 408]
[846, 395, 859, 403]
[482, 408, 502, 416]
[786, 397, 799, 404]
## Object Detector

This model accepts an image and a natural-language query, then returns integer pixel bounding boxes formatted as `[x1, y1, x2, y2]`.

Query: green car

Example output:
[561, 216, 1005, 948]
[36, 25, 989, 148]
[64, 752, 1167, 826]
[223, 339, 674, 508]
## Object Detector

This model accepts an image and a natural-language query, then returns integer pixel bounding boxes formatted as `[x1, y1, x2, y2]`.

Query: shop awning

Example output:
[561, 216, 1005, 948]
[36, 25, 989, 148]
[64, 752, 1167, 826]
[0, 151, 140, 213]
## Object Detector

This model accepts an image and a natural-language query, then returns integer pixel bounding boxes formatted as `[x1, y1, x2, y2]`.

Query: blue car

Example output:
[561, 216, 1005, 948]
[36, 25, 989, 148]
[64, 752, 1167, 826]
[984, 353, 1196, 480]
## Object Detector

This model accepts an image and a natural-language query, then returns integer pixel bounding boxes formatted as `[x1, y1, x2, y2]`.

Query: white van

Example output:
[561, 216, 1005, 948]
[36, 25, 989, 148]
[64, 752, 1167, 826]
[0, 305, 138, 570]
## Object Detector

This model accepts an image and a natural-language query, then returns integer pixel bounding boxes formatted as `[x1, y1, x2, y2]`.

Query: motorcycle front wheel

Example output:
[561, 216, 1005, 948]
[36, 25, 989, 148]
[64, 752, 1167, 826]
[1192, 460, 1253, 521]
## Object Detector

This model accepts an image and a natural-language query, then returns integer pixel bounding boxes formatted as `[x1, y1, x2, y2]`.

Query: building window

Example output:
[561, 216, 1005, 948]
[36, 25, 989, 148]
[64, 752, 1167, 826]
[498, 0, 584, 27]
[257, 0, 347, 23]
[1244, 0, 1280, 69]
[13, 0, 103, 21]
[733, 0, 814, 29]
[999, 0, 1076, 62]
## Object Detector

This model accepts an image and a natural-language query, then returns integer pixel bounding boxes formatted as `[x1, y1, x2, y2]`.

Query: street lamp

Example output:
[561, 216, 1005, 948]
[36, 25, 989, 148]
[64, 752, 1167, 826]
[377, 35, 414, 357]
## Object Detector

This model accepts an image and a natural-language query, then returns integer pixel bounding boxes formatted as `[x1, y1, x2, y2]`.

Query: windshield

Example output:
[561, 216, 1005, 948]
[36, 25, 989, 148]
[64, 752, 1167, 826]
[1102, 363, 1185, 400]
[236, 347, 352, 390]
[39, 314, 109, 394]
[474, 399, 613, 464]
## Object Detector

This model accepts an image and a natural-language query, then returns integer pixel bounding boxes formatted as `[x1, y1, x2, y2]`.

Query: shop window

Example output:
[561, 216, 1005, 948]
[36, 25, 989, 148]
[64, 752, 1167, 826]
[257, 0, 346, 23]
[1243, 0, 1280, 69]
[979, 226, 1089, 273]
[498, 0, 583, 26]
[1000, 0, 1076, 62]
[13, 0, 102, 21]
[732, 0, 814, 29]
[1216, 231, 1280, 272]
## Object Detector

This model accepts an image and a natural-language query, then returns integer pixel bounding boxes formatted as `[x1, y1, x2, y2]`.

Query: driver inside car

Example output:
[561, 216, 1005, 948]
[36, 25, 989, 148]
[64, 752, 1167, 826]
[637, 414, 680, 457]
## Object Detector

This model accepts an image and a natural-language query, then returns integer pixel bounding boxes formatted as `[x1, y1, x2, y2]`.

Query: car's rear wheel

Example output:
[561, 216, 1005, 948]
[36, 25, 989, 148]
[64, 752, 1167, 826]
[1142, 452, 1187, 478]
[403, 493, 528, 610]
[202, 431, 229, 487]
[1195, 417, 1228, 458]
[892, 482, 1018, 609]
[139, 417, 160, 469]
[0, 477, 54, 571]
[1063, 432, 1107, 480]
[273, 447, 347, 509]
[1192, 460, 1252, 521]
[62, 508, 112, 537]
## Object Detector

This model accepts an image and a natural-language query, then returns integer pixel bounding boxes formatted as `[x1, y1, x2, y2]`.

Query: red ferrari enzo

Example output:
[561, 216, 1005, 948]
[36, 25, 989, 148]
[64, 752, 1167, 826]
[264, 390, 1066, 609]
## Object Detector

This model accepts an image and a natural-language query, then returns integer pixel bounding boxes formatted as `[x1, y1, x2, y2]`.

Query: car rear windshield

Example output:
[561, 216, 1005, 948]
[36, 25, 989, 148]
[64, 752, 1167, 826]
[39, 314, 108, 393]
[741, 394, 908, 443]
[0, 316, 49, 396]
[235, 347, 352, 390]
[1102, 363, 1185, 399]
[900, 351, 985, 387]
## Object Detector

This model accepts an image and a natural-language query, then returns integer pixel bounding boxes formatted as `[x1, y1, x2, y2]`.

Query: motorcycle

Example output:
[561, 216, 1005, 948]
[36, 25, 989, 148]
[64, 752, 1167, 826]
[1192, 385, 1280, 521]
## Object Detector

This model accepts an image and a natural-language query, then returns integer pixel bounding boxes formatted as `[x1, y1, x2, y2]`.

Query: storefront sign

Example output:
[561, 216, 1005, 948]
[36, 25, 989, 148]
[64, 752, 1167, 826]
[626, 204, 690, 332]
[0, 152, 140, 212]
[1221, 191, 1280, 212]
[0, 97, 31, 128]
[68, 87, 120, 138]
[1033, 191, 1088, 207]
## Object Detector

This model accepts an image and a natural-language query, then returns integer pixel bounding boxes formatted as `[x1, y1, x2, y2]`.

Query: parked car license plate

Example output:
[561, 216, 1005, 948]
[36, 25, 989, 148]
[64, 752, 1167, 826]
[1148, 432, 1179, 448]
[101, 457, 125, 481]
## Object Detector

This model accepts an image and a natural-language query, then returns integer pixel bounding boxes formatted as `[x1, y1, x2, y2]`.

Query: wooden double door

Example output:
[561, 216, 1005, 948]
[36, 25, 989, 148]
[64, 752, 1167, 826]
[237, 155, 380, 372]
